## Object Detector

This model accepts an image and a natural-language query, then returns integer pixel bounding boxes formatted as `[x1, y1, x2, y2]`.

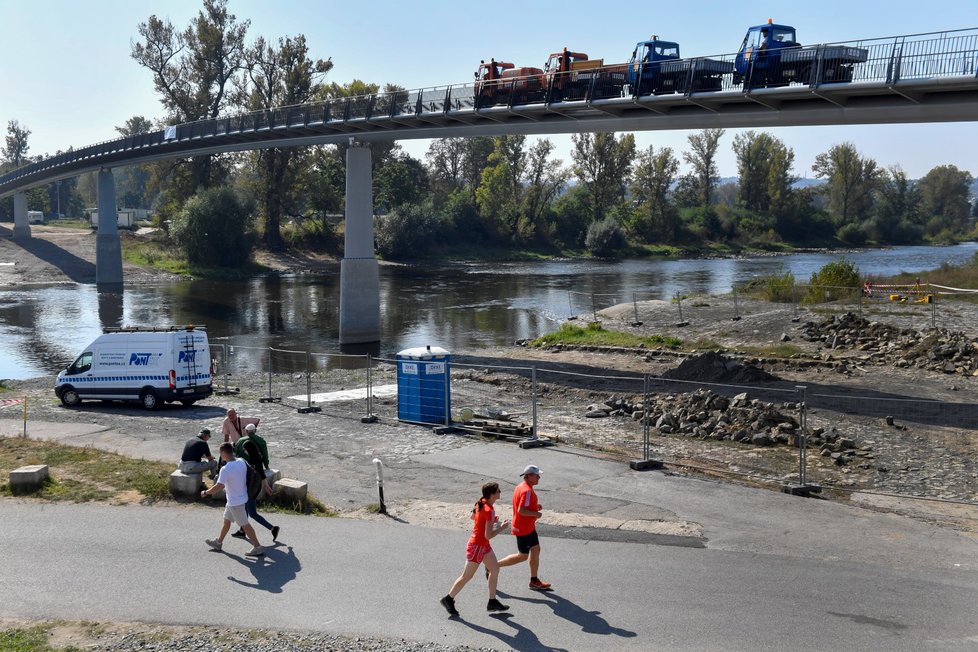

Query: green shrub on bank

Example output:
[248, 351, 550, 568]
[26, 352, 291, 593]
[585, 218, 626, 258]
[760, 269, 796, 303]
[804, 259, 860, 304]
[530, 322, 682, 349]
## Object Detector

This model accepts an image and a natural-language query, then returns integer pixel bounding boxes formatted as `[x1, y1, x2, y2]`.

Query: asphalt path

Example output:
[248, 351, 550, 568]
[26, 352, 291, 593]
[4, 419, 978, 650]
[2, 498, 978, 652]
[0, 501, 978, 650]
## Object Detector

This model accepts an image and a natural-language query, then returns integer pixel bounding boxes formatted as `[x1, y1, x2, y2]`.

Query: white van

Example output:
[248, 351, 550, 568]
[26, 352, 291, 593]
[27, 210, 44, 224]
[55, 326, 213, 410]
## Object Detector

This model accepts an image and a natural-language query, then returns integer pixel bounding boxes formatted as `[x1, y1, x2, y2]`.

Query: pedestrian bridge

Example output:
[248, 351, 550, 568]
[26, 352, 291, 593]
[2, 27, 977, 343]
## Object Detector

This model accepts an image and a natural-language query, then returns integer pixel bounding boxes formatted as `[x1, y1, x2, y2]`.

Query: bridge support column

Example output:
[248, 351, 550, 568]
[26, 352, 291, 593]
[96, 168, 123, 287]
[339, 142, 380, 344]
[12, 193, 30, 239]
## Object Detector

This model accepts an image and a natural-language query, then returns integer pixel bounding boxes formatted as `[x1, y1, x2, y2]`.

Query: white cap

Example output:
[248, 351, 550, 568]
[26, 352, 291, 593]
[245, 423, 256, 432]
[521, 464, 542, 477]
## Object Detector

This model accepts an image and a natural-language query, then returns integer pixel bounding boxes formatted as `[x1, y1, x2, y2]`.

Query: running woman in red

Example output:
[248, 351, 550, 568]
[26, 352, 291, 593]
[497, 464, 552, 590]
[440, 482, 511, 616]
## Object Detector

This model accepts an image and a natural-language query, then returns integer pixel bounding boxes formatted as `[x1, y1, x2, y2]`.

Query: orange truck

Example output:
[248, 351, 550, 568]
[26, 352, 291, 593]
[474, 59, 544, 107]
[544, 48, 626, 101]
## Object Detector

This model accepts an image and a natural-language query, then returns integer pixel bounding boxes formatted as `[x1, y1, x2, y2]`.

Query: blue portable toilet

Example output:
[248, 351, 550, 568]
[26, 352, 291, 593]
[397, 346, 451, 424]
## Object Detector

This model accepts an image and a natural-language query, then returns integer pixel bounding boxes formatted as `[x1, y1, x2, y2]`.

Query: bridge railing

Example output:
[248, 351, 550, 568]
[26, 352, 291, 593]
[3, 27, 978, 193]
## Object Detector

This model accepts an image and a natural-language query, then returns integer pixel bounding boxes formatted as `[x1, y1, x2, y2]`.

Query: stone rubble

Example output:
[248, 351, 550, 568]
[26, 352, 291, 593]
[799, 312, 978, 376]
[585, 388, 869, 465]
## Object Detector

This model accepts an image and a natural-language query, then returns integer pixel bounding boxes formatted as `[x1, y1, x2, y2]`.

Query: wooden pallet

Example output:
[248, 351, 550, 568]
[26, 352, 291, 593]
[464, 418, 532, 440]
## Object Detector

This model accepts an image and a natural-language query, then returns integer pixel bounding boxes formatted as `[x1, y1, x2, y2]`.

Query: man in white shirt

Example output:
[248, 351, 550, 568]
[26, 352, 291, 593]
[201, 443, 265, 556]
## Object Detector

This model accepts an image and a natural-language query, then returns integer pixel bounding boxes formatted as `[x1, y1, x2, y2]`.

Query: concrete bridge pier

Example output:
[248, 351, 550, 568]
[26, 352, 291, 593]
[339, 142, 380, 344]
[12, 193, 30, 239]
[96, 168, 123, 287]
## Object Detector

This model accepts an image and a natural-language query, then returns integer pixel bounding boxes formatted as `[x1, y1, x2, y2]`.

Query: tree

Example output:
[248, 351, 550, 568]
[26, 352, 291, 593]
[475, 136, 524, 241]
[571, 132, 635, 222]
[629, 145, 680, 241]
[170, 186, 254, 266]
[683, 128, 725, 207]
[374, 153, 429, 212]
[732, 131, 795, 215]
[131, 0, 250, 189]
[3, 120, 30, 166]
[244, 34, 332, 247]
[812, 142, 881, 227]
[916, 164, 974, 236]
[870, 165, 921, 244]
[114, 117, 155, 209]
[522, 139, 568, 244]
[426, 138, 467, 196]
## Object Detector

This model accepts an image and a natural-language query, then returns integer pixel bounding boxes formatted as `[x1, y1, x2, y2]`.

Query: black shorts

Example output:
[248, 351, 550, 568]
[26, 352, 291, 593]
[515, 530, 540, 554]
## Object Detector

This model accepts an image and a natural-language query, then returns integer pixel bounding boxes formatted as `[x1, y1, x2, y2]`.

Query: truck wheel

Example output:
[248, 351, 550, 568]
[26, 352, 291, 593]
[140, 389, 161, 411]
[59, 387, 81, 407]
[180, 399, 197, 407]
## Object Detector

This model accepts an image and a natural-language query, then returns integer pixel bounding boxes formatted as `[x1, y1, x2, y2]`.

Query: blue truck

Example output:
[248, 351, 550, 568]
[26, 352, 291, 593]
[625, 36, 734, 96]
[734, 20, 869, 88]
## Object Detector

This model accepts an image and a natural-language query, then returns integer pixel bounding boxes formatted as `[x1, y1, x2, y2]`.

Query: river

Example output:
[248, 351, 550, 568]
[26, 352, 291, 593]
[3, 242, 976, 379]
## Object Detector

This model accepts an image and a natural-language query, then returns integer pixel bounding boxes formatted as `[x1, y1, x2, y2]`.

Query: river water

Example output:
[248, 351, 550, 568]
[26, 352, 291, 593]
[3, 242, 976, 379]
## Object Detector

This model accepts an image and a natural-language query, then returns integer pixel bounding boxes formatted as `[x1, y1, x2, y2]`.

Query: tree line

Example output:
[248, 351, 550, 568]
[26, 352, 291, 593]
[1, 0, 976, 266]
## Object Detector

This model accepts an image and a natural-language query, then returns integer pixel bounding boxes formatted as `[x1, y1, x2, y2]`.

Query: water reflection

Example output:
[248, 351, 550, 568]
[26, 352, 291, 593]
[97, 289, 123, 328]
[2, 242, 975, 379]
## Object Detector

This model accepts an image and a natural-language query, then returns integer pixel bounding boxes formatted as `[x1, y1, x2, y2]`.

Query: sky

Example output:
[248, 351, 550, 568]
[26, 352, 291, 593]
[2, 0, 977, 180]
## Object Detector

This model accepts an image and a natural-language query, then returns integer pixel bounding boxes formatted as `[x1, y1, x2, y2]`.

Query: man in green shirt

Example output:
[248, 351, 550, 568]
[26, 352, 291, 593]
[234, 422, 269, 467]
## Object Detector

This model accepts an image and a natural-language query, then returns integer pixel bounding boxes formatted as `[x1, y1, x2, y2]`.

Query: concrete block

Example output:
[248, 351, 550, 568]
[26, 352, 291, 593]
[10, 465, 49, 489]
[169, 470, 203, 497]
[274, 478, 307, 501]
[265, 468, 282, 484]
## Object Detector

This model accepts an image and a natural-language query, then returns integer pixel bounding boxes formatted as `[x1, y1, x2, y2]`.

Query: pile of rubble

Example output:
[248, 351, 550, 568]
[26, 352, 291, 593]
[586, 389, 871, 465]
[798, 312, 978, 375]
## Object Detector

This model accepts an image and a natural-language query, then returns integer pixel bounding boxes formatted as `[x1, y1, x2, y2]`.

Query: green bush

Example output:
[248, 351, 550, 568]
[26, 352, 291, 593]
[375, 202, 439, 260]
[585, 217, 626, 258]
[804, 259, 860, 304]
[755, 268, 796, 303]
[282, 216, 341, 251]
[169, 187, 255, 267]
[836, 223, 868, 246]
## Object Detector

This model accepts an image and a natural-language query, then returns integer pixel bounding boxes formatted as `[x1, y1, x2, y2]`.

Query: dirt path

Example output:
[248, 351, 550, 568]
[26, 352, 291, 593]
[0, 224, 341, 286]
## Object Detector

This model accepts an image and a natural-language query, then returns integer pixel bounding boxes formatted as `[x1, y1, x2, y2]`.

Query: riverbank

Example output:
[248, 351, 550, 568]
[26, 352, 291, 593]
[6, 222, 957, 287]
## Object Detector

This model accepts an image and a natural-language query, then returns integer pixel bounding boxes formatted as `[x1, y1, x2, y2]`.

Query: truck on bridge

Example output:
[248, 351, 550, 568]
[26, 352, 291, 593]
[734, 20, 869, 88]
[624, 36, 734, 96]
[474, 59, 544, 107]
[544, 48, 625, 102]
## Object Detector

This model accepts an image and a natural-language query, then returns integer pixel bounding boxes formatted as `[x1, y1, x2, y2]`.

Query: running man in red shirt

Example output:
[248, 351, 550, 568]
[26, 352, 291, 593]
[440, 482, 511, 616]
[497, 464, 552, 591]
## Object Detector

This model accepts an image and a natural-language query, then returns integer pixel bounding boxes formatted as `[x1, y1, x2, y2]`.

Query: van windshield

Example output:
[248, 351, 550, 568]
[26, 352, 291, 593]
[68, 352, 92, 375]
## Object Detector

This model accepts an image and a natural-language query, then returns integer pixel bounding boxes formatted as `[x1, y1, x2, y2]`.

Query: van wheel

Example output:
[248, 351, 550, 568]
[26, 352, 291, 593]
[180, 399, 197, 407]
[140, 389, 161, 411]
[60, 387, 81, 407]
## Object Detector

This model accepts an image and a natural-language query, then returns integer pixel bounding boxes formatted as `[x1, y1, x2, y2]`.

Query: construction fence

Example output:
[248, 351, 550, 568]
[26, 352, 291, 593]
[209, 339, 978, 504]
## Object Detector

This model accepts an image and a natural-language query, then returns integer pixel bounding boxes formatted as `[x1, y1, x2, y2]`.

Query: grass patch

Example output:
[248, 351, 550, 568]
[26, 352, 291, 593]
[260, 492, 336, 517]
[121, 238, 189, 275]
[738, 344, 805, 358]
[0, 437, 172, 502]
[121, 237, 271, 279]
[0, 623, 84, 652]
[0, 437, 334, 515]
[45, 219, 91, 230]
[530, 322, 683, 349]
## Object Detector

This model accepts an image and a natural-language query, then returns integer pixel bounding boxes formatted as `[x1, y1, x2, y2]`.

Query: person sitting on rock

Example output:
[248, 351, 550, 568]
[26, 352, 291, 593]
[180, 428, 218, 479]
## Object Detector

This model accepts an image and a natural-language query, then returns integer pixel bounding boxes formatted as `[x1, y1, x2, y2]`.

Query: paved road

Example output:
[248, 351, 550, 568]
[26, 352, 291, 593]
[3, 426, 978, 650]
